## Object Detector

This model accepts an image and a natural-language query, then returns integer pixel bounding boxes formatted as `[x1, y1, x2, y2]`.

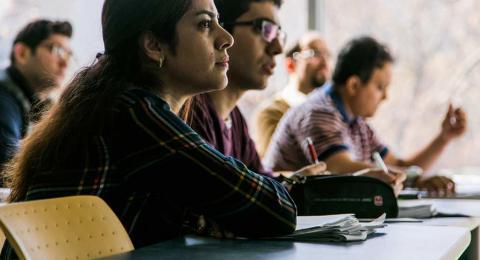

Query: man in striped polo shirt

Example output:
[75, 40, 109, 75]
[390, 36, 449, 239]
[264, 36, 467, 193]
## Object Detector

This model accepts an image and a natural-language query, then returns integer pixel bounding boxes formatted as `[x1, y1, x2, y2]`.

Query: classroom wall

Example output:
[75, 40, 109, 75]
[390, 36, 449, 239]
[0, 0, 104, 81]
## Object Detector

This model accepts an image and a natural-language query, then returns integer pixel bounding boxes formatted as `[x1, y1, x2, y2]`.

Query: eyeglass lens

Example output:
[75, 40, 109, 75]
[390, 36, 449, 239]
[46, 44, 73, 61]
[261, 21, 286, 46]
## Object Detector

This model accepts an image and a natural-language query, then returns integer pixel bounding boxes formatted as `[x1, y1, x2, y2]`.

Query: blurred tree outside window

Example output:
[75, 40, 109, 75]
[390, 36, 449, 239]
[322, 0, 480, 172]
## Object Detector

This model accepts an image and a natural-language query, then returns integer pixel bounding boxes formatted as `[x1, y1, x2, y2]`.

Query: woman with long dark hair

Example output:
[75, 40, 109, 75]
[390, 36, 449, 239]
[1, 0, 296, 257]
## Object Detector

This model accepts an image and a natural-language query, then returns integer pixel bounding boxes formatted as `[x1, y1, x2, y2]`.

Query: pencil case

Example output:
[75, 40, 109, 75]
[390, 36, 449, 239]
[290, 175, 398, 218]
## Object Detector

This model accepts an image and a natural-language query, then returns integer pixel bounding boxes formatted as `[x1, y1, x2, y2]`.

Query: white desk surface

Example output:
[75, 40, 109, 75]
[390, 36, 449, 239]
[111, 223, 471, 260]
[398, 199, 480, 229]
[424, 199, 480, 217]
[297, 215, 471, 260]
[397, 198, 480, 259]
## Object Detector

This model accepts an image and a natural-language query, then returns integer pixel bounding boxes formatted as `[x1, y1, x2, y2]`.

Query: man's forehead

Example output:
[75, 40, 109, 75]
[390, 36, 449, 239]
[237, 1, 280, 23]
[41, 34, 71, 45]
[304, 39, 328, 51]
[372, 63, 392, 83]
[296, 31, 324, 48]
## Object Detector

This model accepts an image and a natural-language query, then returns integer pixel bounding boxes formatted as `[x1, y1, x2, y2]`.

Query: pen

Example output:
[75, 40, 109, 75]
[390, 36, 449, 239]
[447, 101, 461, 127]
[449, 113, 457, 126]
[372, 151, 388, 173]
[306, 137, 319, 164]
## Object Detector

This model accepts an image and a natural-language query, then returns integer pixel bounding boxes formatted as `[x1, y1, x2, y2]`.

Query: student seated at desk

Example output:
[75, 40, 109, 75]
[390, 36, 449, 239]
[182, 0, 326, 183]
[264, 36, 467, 194]
[183, 0, 402, 190]
[1, 0, 297, 257]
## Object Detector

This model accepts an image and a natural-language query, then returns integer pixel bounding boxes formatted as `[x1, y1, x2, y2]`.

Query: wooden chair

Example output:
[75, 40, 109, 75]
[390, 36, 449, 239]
[0, 228, 4, 249]
[0, 195, 134, 259]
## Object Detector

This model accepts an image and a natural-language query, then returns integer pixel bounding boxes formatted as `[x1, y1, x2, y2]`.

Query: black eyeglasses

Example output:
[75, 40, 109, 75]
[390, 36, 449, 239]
[225, 18, 286, 46]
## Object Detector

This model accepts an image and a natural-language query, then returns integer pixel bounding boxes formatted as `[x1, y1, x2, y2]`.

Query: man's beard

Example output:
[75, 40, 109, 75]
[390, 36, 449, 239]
[311, 75, 327, 89]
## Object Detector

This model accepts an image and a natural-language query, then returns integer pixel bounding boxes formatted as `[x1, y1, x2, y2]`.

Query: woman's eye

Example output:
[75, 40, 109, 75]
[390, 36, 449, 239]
[199, 20, 212, 29]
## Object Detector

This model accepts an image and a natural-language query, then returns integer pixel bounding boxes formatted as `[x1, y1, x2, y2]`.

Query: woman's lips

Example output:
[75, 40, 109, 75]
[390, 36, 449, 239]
[215, 57, 229, 69]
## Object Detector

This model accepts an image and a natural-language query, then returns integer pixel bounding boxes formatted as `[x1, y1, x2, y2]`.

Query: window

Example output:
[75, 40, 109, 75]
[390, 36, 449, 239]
[322, 0, 480, 170]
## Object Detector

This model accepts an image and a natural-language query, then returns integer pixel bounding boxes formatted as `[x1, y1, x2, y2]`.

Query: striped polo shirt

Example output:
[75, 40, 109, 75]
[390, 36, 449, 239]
[264, 86, 388, 172]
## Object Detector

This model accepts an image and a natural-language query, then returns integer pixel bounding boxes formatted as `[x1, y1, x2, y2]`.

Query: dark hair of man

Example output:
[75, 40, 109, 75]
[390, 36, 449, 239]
[10, 19, 73, 64]
[180, 0, 283, 123]
[285, 42, 301, 59]
[332, 36, 394, 88]
[214, 0, 283, 33]
[6, 0, 192, 202]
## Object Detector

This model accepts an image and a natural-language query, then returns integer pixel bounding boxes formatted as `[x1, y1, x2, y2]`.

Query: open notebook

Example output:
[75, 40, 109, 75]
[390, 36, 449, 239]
[268, 213, 386, 242]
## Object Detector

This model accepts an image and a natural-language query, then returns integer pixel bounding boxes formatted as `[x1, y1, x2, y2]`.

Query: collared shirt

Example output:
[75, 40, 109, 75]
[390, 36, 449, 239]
[5, 66, 37, 105]
[254, 82, 331, 158]
[253, 97, 290, 158]
[187, 94, 273, 177]
[264, 87, 388, 172]
[1, 88, 296, 259]
[278, 82, 308, 108]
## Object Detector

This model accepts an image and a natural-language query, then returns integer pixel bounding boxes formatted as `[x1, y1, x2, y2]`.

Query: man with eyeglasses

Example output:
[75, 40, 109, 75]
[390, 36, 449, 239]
[253, 32, 331, 158]
[182, 0, 327, 184]
[0, 19, 73, 175]
[264, 36, 466, 195]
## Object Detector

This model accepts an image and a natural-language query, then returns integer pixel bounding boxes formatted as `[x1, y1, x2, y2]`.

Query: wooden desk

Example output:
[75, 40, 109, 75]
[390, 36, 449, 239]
[108, 225, 470, 260]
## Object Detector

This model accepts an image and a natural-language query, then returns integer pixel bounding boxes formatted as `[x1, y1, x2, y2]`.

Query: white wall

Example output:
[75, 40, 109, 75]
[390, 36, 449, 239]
[0, 0, 104, 81]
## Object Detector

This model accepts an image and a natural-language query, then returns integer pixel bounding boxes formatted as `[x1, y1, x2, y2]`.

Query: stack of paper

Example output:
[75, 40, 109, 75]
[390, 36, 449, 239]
[398, 204, 437, 218]
[272, 213, 386, 242]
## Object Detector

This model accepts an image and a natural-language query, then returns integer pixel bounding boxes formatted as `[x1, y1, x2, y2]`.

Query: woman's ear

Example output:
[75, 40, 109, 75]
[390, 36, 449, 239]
[345, 76, 362, 96]
[139, 31, 165, 65]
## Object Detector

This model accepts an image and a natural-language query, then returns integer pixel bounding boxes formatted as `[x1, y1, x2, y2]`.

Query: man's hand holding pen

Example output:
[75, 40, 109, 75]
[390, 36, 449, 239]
[353, 167, 406, 196]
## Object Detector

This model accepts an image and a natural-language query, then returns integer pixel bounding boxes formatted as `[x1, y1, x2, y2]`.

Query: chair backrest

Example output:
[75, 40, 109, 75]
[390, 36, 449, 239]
[0, 228, 4, 249]
[0, 195, 134, 259]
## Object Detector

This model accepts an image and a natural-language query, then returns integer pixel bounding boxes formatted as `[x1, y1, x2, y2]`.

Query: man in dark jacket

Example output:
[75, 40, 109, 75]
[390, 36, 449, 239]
[0, 19, 73, 172]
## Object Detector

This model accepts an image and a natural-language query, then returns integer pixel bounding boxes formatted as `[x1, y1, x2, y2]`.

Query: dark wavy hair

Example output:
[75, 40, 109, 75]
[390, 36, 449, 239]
[214, 0, 283, 32]
[6, 0, 192, 202]
[332, 36, 394, 87]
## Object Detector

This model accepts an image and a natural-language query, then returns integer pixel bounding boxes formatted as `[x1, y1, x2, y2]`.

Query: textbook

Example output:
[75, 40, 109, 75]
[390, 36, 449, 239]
[270, 213, 386, 242]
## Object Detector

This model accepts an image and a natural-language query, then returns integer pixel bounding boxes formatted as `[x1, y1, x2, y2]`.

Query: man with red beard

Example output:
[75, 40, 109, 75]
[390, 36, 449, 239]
[264, 36, 466, 194]
[254, 32, 331, 158]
